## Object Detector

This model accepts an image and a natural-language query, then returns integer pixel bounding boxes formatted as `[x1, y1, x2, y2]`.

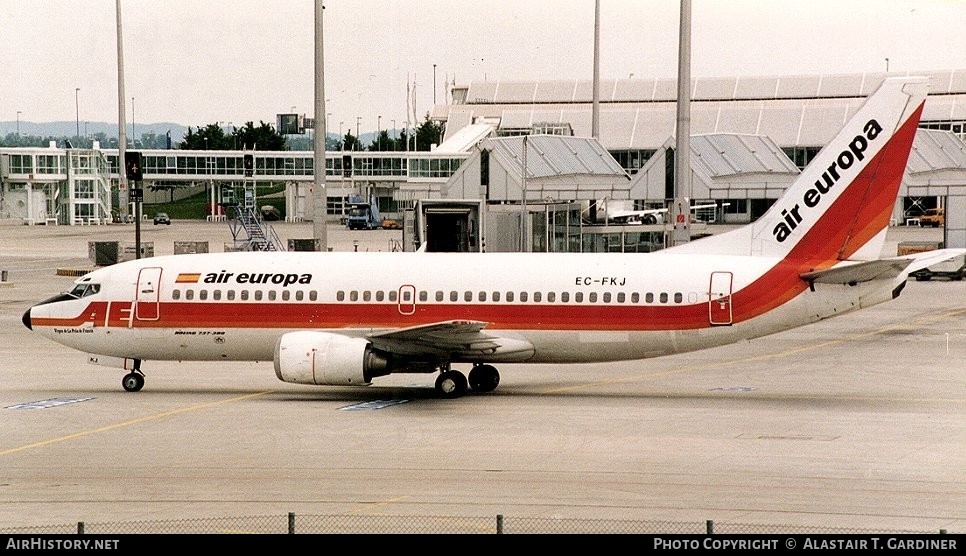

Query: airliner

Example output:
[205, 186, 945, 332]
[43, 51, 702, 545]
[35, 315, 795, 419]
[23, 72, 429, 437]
[607, 202, 726, 225]
[21, 76, 963, 398]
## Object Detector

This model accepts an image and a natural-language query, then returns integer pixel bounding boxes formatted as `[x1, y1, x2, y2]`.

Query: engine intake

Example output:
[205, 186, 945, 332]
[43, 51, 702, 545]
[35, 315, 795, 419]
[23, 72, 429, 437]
[274, 331, 391, 386]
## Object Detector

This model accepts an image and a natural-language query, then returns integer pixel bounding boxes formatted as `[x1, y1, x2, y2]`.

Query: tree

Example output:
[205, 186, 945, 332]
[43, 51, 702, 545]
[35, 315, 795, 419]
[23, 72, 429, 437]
[179, 121, 286, 151]
[368, 130, 393, 151]
[413, 113, 444, 151]
[233, 121, 286, 151]
[341, 131, 362, 152]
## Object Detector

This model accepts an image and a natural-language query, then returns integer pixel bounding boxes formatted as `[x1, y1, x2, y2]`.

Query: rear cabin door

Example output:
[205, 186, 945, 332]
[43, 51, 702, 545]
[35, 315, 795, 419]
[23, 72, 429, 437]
[135, 267, 163, 321]
[708, 271, 733, 326]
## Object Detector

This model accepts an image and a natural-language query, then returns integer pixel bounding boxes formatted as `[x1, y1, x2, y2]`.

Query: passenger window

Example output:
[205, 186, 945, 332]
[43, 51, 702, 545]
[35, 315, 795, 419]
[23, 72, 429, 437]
[547, 292, 556, 302]
[674, 292, 683, 303]
[269, 290, 277, 301]
[226, 290, 235, 301]
[389, 290, 398, 302]
[200, 290, 208, 300]
[492, 291, 501, 302]
[186, 290, 194, 300]
[660, 292, 668, 303]
[533, 292, 542, 302]
[645, 292, 654, 303]
[589, 292, 597, 303]
[213, 290, 222, 301]
[616, 293, 624, 303]
[436, 291, 444, 302]
[561, 292, 570, 302]
[364, 291, 372, 302]
[350, 291, 358, 302]
[295, 291, 304, 301]
[519, 292, 528, 302]
[506, 291, 514, 302]
[172, 289, 181, 300]
[631, 292, 639, 303]
[478, 291, 487, 302]
[464, 291, 472, 302]
[419, 291, 428, 302]
[309, 291, 317, 301]
[337, 291, 345, 301]
[575, 292, 583, 303]
[450, 291, 458, 302]
[240, 290, 249, 301]
[282, 291, 290, 301]
[376, 291, 384, 302]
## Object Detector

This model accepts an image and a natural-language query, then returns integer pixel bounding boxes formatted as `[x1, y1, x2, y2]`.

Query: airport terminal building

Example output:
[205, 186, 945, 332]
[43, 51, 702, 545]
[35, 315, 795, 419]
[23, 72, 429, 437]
[1, 69, 964, 250]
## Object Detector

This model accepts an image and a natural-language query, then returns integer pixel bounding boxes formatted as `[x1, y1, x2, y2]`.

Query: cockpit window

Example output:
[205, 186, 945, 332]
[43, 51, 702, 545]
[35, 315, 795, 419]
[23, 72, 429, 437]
[68, 283, 100, 298]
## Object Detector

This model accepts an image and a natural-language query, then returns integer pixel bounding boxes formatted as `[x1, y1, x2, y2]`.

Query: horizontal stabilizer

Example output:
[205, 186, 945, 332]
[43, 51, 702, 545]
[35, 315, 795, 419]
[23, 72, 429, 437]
[898, 248, 966, 275]
[800, 259, 912, 285]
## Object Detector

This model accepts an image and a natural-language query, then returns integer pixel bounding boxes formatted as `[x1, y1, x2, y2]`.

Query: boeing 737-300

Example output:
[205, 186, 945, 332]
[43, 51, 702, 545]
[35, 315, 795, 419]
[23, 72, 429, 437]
[21, 76, 964, 398]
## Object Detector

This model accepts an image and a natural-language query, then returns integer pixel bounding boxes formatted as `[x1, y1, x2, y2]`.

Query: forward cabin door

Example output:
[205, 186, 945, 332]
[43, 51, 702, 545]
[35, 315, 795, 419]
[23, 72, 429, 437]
[708, 271, 733, 326]
[135, 267, 163, 321]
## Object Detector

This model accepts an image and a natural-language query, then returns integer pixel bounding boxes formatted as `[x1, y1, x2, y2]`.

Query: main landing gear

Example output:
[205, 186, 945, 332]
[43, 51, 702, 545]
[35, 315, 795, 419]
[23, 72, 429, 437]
[434, 364, 501, 399]
[122, 360, 145, 392]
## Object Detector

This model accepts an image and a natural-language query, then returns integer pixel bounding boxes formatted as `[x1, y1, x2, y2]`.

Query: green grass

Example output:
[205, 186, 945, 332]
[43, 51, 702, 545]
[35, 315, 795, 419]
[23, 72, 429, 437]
[143, 183, 287, 220]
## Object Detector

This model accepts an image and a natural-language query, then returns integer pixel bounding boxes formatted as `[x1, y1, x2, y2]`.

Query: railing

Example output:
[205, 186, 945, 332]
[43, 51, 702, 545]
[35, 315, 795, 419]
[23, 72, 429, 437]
[0, 514, 954, 535]
[226, 204, 284, 251]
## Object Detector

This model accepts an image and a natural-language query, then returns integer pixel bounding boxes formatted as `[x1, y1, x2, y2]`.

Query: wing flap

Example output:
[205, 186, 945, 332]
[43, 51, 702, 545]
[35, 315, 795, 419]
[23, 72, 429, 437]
[368, 320, 534, 359]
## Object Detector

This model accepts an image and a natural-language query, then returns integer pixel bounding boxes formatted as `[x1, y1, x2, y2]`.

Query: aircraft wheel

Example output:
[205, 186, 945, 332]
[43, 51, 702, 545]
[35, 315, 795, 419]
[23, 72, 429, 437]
[468, 364, 500, 393]
[435, 370, 468, 399]
[122, 372, 145, 392]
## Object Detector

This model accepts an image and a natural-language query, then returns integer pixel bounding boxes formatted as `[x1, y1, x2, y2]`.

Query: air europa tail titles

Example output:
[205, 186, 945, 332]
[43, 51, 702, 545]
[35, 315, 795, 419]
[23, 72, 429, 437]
[773, 118, 883, 242]
[23, 76, 960, 399]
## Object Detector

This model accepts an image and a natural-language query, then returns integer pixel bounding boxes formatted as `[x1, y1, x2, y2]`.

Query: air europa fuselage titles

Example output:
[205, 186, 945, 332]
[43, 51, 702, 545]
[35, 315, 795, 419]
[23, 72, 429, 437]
[772, 118, 883, 242]
[200, 271, 313, 286]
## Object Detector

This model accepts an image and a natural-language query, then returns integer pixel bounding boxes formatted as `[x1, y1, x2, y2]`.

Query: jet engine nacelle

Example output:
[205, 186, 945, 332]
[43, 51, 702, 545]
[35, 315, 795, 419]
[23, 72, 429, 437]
[274, 331, 390, 386]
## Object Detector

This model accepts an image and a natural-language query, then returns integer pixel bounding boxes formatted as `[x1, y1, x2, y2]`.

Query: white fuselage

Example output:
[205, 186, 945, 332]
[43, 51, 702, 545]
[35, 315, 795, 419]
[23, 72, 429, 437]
[27, 250, 900, 365]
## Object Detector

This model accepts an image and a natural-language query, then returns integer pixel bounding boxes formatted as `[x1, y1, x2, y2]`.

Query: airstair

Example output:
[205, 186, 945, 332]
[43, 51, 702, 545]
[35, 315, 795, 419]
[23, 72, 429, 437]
[226, 184, 285, 251]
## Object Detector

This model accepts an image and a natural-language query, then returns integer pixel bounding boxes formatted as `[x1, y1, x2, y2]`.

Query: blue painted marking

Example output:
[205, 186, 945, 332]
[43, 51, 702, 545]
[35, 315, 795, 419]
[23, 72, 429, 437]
[339, 399, 410, 411]
[709, 387, 757, 392]
[6, 397, 96, 410]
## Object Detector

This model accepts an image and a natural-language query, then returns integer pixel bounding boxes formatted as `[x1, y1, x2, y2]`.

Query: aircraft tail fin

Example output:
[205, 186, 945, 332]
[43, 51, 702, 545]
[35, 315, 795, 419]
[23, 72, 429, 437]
[667, 76, 929, 268]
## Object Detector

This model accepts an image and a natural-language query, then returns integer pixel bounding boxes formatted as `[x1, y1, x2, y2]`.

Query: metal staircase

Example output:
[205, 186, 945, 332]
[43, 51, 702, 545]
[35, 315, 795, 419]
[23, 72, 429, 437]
[226, 201, 285, 251]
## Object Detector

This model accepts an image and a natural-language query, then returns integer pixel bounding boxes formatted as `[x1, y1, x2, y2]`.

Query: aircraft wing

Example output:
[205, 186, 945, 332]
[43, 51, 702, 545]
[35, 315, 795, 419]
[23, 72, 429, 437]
[367, 320, 533, 358]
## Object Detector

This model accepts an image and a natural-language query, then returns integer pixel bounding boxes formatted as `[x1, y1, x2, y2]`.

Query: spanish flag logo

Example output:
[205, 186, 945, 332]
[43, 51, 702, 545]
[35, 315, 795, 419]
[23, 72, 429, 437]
[175, 273, 201, 283]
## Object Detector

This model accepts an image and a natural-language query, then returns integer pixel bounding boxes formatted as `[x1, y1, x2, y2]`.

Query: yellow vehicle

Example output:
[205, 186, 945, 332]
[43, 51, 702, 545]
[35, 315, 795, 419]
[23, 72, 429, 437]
[918, 208, 944, 227]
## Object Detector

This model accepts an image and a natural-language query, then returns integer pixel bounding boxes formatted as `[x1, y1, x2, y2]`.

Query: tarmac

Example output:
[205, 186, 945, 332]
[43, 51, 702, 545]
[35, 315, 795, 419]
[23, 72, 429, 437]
[0, 219, 963, 533]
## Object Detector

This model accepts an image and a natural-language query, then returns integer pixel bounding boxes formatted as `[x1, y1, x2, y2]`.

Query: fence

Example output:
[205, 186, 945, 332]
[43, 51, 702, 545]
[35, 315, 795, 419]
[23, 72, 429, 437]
[0, 515, 954, 535]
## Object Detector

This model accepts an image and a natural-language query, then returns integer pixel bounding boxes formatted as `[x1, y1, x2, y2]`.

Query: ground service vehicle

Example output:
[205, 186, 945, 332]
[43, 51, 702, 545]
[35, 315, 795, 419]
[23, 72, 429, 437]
[918, 208, 944, 227]
[345, 195, 382, 230]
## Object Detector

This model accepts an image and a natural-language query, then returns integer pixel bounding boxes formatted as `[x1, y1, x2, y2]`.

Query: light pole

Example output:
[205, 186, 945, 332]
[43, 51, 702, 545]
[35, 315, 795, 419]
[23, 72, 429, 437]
[377, 115, 381, 150]
[339, 120, 344, 147]
[74, 88, 80, 143]
[326, 112, 332, 148]
[391, 119, 395, 142]
[131, 97, 135, 146]
[16, 111, 20, 136]
[355, 116, 361, 149]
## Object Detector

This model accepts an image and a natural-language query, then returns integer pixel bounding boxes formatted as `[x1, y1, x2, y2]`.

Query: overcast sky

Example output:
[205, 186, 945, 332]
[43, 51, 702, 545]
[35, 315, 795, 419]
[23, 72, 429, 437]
[3, 0, 965, 135]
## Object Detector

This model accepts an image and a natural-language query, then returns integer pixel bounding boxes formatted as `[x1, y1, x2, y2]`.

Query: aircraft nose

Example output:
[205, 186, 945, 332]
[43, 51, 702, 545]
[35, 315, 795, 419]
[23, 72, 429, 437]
[22, 307, 32, 330]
